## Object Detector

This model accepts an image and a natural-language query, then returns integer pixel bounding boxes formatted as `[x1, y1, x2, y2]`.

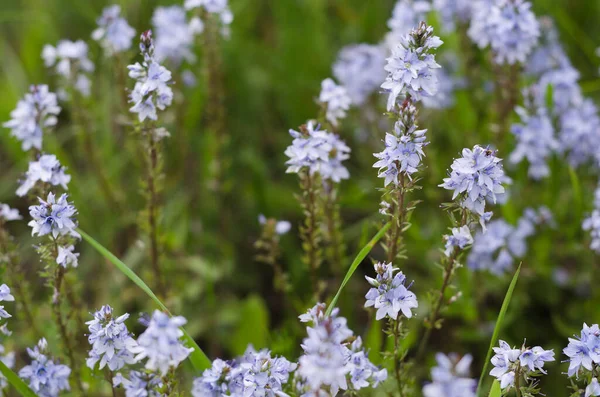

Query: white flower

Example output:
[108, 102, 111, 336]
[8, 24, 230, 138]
[92, 5, 136, 54]
[17, 154, 71, 197]
[318, 78, 351, 127]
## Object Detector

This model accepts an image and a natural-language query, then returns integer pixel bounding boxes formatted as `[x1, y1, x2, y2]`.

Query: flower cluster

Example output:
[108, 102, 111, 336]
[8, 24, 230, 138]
[564, 323, 600, 378]
[509, 105, 558, 180]
[490, 340, 554, 390]
[192, 346, 296, 396]
[113, 371, 163, 397]
[16, 154, 71, 197]
[184, 0, 233, 34]
[467, 207, 552, 274]
[0, 285, 14, 320]
[128, 30, 174, 122]
[134, 310, 193, 375]
[297, 304, 387, 395]
[439, 145, 507, 227]
[423, 353, 477, 397]
[284, 121, 351, 183]
[3, 85, 61, 151]
[332, 44, 387, 105]
[0, 204, 21, 222]
[583, 186, 600, 253]
[373, 101, 427, 186]
[365, 262, 418, 321]
[318, 78, 351, 127]
[56, 245, 79, 268]
[559, 99, 600, 168]
[433, 0, 473, 32]
[42, 40, 94, 97]
[19, 338, 71, 397]
[86, 305, 141, 371]
[468, 0, 540, 65]
[92, 5, 136, 55]
[444, 225, 473, 257]
[28, 193, 79, 239]
[152, 6, 204, 65]
[382, 22, 443, 111]
[386, 0, 431, 41]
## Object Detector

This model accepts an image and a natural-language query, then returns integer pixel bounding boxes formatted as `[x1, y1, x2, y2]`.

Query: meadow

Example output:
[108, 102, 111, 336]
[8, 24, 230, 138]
[1, 0, 600, 396]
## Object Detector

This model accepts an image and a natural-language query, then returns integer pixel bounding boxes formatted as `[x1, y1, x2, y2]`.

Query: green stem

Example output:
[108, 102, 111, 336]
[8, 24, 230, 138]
[392, 317, 405, 397]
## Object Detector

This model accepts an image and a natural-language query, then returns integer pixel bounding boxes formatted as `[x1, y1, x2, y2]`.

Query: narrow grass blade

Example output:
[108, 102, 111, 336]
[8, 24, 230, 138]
[78, 228, 212, 371]
[476, 264, 521, 396]
[325, 222, 391, 316]
[0, 360, 37, 397]
[488, 380, 501, 397]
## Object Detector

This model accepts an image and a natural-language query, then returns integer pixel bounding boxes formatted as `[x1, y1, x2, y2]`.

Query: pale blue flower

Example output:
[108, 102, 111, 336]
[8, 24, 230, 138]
[333, 44, 387, 105]
[28, 193, 79, 239]
[444, 225, 473, 256]
[433, 0, 474, 32]
[19, 338, 71, 397]
[382, 23, 443, 110]
[56, 245, 79, 268]
[490, 340, 554, 390]
[468, 0, 539, 65]
[0, 204, 21, 222]
[564, 323, 600, 378]
[439, 145, 506, 226]
[42, 40, 94, 97]
[17, 154, 71, 197]
[559, 99, 600, 168]
[152, 6, 204, 65]
[423, 353, 476, 397]
[387, 0, 431, 39]
[586, 378, 600, 397]
[86, 305, 141, 372]
[319, 78, 351, 127]
[135, 310, 193, 375]
[113, 371, 163, 397]
[3, 85, 60, 151]
[365, 262, 418, 320]
[92, 5, 135, 54]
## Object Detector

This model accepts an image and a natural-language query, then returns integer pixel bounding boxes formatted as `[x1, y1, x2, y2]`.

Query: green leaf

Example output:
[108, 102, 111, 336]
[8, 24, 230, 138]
[230, 295, 270, 355]
[488, 380, 501, 397]
[568, 166, 582, 219]
[325, 222, 391, 316]
[476, 264, 521, 396]
[0, 359, 37, 397]
[78, 228, 212, 371]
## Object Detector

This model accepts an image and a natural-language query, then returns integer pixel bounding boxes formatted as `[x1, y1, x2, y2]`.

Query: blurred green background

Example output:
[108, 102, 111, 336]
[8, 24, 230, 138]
[1, 0, 600, 395]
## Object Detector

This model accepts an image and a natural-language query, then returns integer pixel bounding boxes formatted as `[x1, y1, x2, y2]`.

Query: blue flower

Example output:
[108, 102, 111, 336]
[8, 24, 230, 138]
[17, 154, 71, 197]
[444, 226, 473, 257]
[333, 44, 387, 105]
[319, 78, 351, 127]
[490, 340, 554, 390]
[423, 353, 477, 397]
[365, 262, 418, 320]
[92, 5, 135, 54]
[19, 338, 71, 397]
[28, 193, 79, 239]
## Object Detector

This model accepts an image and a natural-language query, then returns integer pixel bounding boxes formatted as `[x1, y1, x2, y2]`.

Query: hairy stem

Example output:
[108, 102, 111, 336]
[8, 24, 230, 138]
[146, 132, 166, 298]
[392, 317, 405, 397]
[299, 172, 323, 297]
[324, 184, 344, 277]
[386, 173, 407, 263]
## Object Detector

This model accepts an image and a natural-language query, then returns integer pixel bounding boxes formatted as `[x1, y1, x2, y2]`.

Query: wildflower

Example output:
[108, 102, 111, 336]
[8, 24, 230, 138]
[42, 40, 94, 97]
[373, 101, 427, 186]
[0, 204, 21, 222]
[92, 5, 136, 54]
[382, 22, 443, 110]
[258, 214, 291, 235]
[318, 78, 351, 127]
[490, 340, 554, 390]
[3, 85, 60, 151]
[135, 310, 193, 375]
[152, 6, 204, 65]
[184, 0, 233, 32]
[128, 31, 174, 122]
[0, 286, 14, 303]
[444, 225, 473, 256]
[28, 193, 79, 239]
[559, 99, 600, 168]
[432, 0, 474, 32]
[16, 154, 71, 197]
[564, 323, 600, 378]
[423, 353, 477, 397]
[333, 44, 387, 105]
[86, 305, 141, 371]
[587, 378, 600, 397]
[56, 245, 79, 268]
[509, 106, 558, 179]
[285, 121, 351, 183]
[192, 346, 297, 396]
[439, 145, 506, 227]
[468, 0, 540, 65]
[297, 304, 386, 395]
[19, 338, 71, 397]
[364, 262, 418, 320]
[113, 371, 163, 397]
[387, 0, 431, 39]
